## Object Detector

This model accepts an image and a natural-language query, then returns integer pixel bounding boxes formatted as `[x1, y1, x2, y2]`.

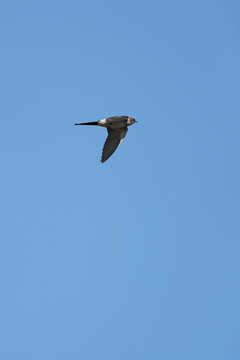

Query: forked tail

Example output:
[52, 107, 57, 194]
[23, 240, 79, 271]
[74, 121, 98, 126]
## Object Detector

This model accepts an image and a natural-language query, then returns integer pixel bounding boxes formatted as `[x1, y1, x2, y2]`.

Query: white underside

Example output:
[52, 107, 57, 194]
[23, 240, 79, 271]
[98, 118, 107, 126]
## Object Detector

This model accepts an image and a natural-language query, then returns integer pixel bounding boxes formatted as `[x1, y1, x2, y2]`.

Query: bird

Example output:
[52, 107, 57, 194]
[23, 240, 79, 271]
[75, 116, 137, 163]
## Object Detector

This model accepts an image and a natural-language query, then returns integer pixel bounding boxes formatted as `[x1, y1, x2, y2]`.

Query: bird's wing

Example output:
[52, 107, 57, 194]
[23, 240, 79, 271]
[101, 128, 128, 163]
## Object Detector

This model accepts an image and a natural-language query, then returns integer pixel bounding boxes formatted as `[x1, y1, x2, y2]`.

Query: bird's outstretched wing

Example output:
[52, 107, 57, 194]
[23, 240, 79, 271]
[101, 128, 128, 163]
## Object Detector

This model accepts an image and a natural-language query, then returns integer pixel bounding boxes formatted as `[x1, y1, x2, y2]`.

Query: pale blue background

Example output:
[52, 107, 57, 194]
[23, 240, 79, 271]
[1, 1, 240, 359]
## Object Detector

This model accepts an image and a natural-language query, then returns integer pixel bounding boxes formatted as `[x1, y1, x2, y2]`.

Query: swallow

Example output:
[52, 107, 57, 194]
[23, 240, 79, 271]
[75, 116, 137, 163]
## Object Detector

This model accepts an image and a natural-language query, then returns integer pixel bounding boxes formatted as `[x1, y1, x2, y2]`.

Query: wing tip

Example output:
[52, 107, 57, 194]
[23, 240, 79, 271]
[101, 156, 108, 163]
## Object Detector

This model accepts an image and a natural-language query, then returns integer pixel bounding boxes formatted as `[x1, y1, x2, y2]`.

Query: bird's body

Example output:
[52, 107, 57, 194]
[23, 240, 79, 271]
[75, 116, 137, 163]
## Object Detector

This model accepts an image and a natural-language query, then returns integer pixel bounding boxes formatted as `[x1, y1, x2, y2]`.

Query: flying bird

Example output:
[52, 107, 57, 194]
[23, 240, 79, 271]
[75, 116, 137, 163]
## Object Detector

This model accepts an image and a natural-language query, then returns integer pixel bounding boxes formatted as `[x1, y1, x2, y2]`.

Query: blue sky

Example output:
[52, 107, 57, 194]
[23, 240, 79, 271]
[1, 0, 240, 359]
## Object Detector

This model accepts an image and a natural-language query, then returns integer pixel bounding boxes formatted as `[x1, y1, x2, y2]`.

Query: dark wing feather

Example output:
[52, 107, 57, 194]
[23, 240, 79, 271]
[101, 128, 128, 163]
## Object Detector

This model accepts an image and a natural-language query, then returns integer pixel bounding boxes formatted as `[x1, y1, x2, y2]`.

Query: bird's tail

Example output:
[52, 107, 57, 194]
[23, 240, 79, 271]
[74, 121, 99, 126]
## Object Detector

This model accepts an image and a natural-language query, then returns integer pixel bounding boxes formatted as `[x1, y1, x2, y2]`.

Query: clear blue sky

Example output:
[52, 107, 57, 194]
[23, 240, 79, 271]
[1, 1, 240, 359]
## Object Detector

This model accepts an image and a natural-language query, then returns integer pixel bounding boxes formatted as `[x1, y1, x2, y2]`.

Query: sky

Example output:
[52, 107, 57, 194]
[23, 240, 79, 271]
[0, 0, 240, 359]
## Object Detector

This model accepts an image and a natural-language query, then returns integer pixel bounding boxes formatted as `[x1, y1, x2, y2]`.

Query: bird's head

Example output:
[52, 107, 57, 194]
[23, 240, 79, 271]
[127, 117, 137, 126]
